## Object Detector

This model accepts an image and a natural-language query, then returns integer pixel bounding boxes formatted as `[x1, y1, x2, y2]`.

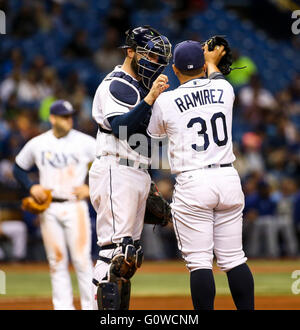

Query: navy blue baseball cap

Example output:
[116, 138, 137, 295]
[50, 100, 75, 116]
[173, 40, 205, 71]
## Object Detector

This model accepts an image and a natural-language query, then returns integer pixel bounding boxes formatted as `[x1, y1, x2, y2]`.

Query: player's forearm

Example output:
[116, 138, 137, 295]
[206, 62, 221, 77]
[13, 163, 34, 192]
[108, 100, 152, 139]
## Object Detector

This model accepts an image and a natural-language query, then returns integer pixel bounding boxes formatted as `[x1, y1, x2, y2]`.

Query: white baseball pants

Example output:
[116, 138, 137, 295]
[89, 157, 151, 309]
[40, 200, 94, 310]
[171, 166, 247, 273]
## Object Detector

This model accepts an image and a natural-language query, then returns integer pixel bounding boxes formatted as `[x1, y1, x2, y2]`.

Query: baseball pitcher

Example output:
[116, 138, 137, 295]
[147, 39, 255, 310]
[13, 100, 96, 310]
[89, 25, 172, 310]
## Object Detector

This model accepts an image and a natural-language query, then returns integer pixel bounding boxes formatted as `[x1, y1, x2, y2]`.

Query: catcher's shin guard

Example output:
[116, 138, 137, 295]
[94, 237, 144, 310]
[93, 279, 121, 310]
[120, 280, 131, 310]
[110, 237, 144, 280]
[93, 276, 132, 310]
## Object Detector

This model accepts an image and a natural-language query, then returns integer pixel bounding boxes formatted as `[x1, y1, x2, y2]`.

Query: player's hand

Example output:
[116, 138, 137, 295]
[203, 43, 226, 66]
[73, 184, 89, 200]
[29, 184, 49, 204]
[144, 74, 169, 106]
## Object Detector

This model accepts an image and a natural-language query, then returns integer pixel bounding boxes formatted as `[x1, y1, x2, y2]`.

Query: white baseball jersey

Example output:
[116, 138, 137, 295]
[147, 77, 236, 174]
[15, 129, 96, 199]
[92, 65, 149, 164]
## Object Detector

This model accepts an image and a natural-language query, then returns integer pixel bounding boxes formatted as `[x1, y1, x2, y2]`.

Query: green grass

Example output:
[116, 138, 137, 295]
[132, 271, 296, 297]
[0, 260, 298, 299]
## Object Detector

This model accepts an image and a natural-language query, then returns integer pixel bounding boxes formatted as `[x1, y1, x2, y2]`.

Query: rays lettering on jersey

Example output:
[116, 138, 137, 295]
[41, 151, 79, 168]
[175, 89, 224, 112]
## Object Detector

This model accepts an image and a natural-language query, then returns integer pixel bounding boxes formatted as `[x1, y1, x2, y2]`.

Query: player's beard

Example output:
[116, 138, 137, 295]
[130, 54, 140, 78]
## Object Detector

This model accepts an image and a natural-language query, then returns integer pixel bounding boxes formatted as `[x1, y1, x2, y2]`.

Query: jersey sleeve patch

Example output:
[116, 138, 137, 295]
[109, 80, 139, 107]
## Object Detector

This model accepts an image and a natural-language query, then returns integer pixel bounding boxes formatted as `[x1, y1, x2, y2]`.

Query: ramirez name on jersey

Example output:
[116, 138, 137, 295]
[175, 88, 224, 113]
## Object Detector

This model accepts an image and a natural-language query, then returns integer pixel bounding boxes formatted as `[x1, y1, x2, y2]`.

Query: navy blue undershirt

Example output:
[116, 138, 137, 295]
[107, 100, 152, 139]
[13, 163, 35, 192]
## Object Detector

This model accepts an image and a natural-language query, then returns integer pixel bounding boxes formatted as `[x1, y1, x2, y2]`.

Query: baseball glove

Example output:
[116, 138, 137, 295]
[204, 35, 233, 75]
[144, 181, 172, 227]
[21, 189, 52, 214]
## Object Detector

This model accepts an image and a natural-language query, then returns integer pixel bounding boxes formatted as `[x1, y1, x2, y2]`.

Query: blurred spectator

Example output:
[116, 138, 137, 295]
[0, 157, 17, 188]
[0, 220, 27, 262]
[0, 0, 9, 13]
[133, 0, 160, 10]
[294, 187, 300, 253]
[2, 48, 24, 76]
[239, 75, 277, 127]
[39, 82, 68, 123]
[241, 132, 265, 173]
[50, 1, 68, 33]
[288, 74, 300, 115]
[232, 143, 249, 178]
[40, 67, 58, 97]
[30, 55, 47, 81]
[11, 5, 39, 38]
[227, 49, 257, 88]
[70, 83, 93, 122]
[242, 175, 259, 256]
[105, 0, 131, 43]
[35, 2, 53, 32]
[272, 177, 298, 257]
[247, 181, 278, 258]
[0, 69, 22, 103]
[93, 27, 124, 73]
[17, 69, 46, 103]
[167, 0, 206, 34]
[8, 112, 41, 157]
[63, 30, 92, 58]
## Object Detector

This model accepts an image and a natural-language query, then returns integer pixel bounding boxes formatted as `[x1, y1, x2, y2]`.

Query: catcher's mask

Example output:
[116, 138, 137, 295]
[121, 25, 172, 90]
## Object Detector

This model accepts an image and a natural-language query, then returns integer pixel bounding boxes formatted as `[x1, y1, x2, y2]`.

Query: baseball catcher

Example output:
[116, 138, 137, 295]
[89, 25, 172, 311]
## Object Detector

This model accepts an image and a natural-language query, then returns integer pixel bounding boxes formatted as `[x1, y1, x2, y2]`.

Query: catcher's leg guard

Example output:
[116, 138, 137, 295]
[94, 237, 144, 310]
[96, 281, 121, 310]
[120, 280, 131, 310]
[110, 238, 144, 280]
[134, 240, 144, 268]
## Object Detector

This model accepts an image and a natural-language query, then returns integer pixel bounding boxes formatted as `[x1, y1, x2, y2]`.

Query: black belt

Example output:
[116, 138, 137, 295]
[207, 163, 232, 168]
[98, 124, 112, 134]
[52, 198, 70, 203]
[99, 243, 121, 250]
[182, 163, 232, 174]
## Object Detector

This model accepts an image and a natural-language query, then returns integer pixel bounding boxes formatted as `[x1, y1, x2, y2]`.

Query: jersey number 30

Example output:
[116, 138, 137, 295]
[187, 112, 228, 152]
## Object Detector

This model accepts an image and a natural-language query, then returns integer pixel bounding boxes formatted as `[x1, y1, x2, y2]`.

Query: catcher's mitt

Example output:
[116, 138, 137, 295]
[204, 35, 233, 75]
[144, 181, 172, 227]
[21, 189, 52, 214]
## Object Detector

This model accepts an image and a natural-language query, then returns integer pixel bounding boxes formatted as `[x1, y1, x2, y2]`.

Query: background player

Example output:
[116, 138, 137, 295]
[89, 26, 172, 310]
[147, 40, 254, 310]
[13, 100, 96, 310]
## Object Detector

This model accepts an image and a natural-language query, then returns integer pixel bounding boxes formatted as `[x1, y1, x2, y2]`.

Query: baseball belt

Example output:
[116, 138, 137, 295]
[51, 198, 70, 203]
[96, 155, 149, 169]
